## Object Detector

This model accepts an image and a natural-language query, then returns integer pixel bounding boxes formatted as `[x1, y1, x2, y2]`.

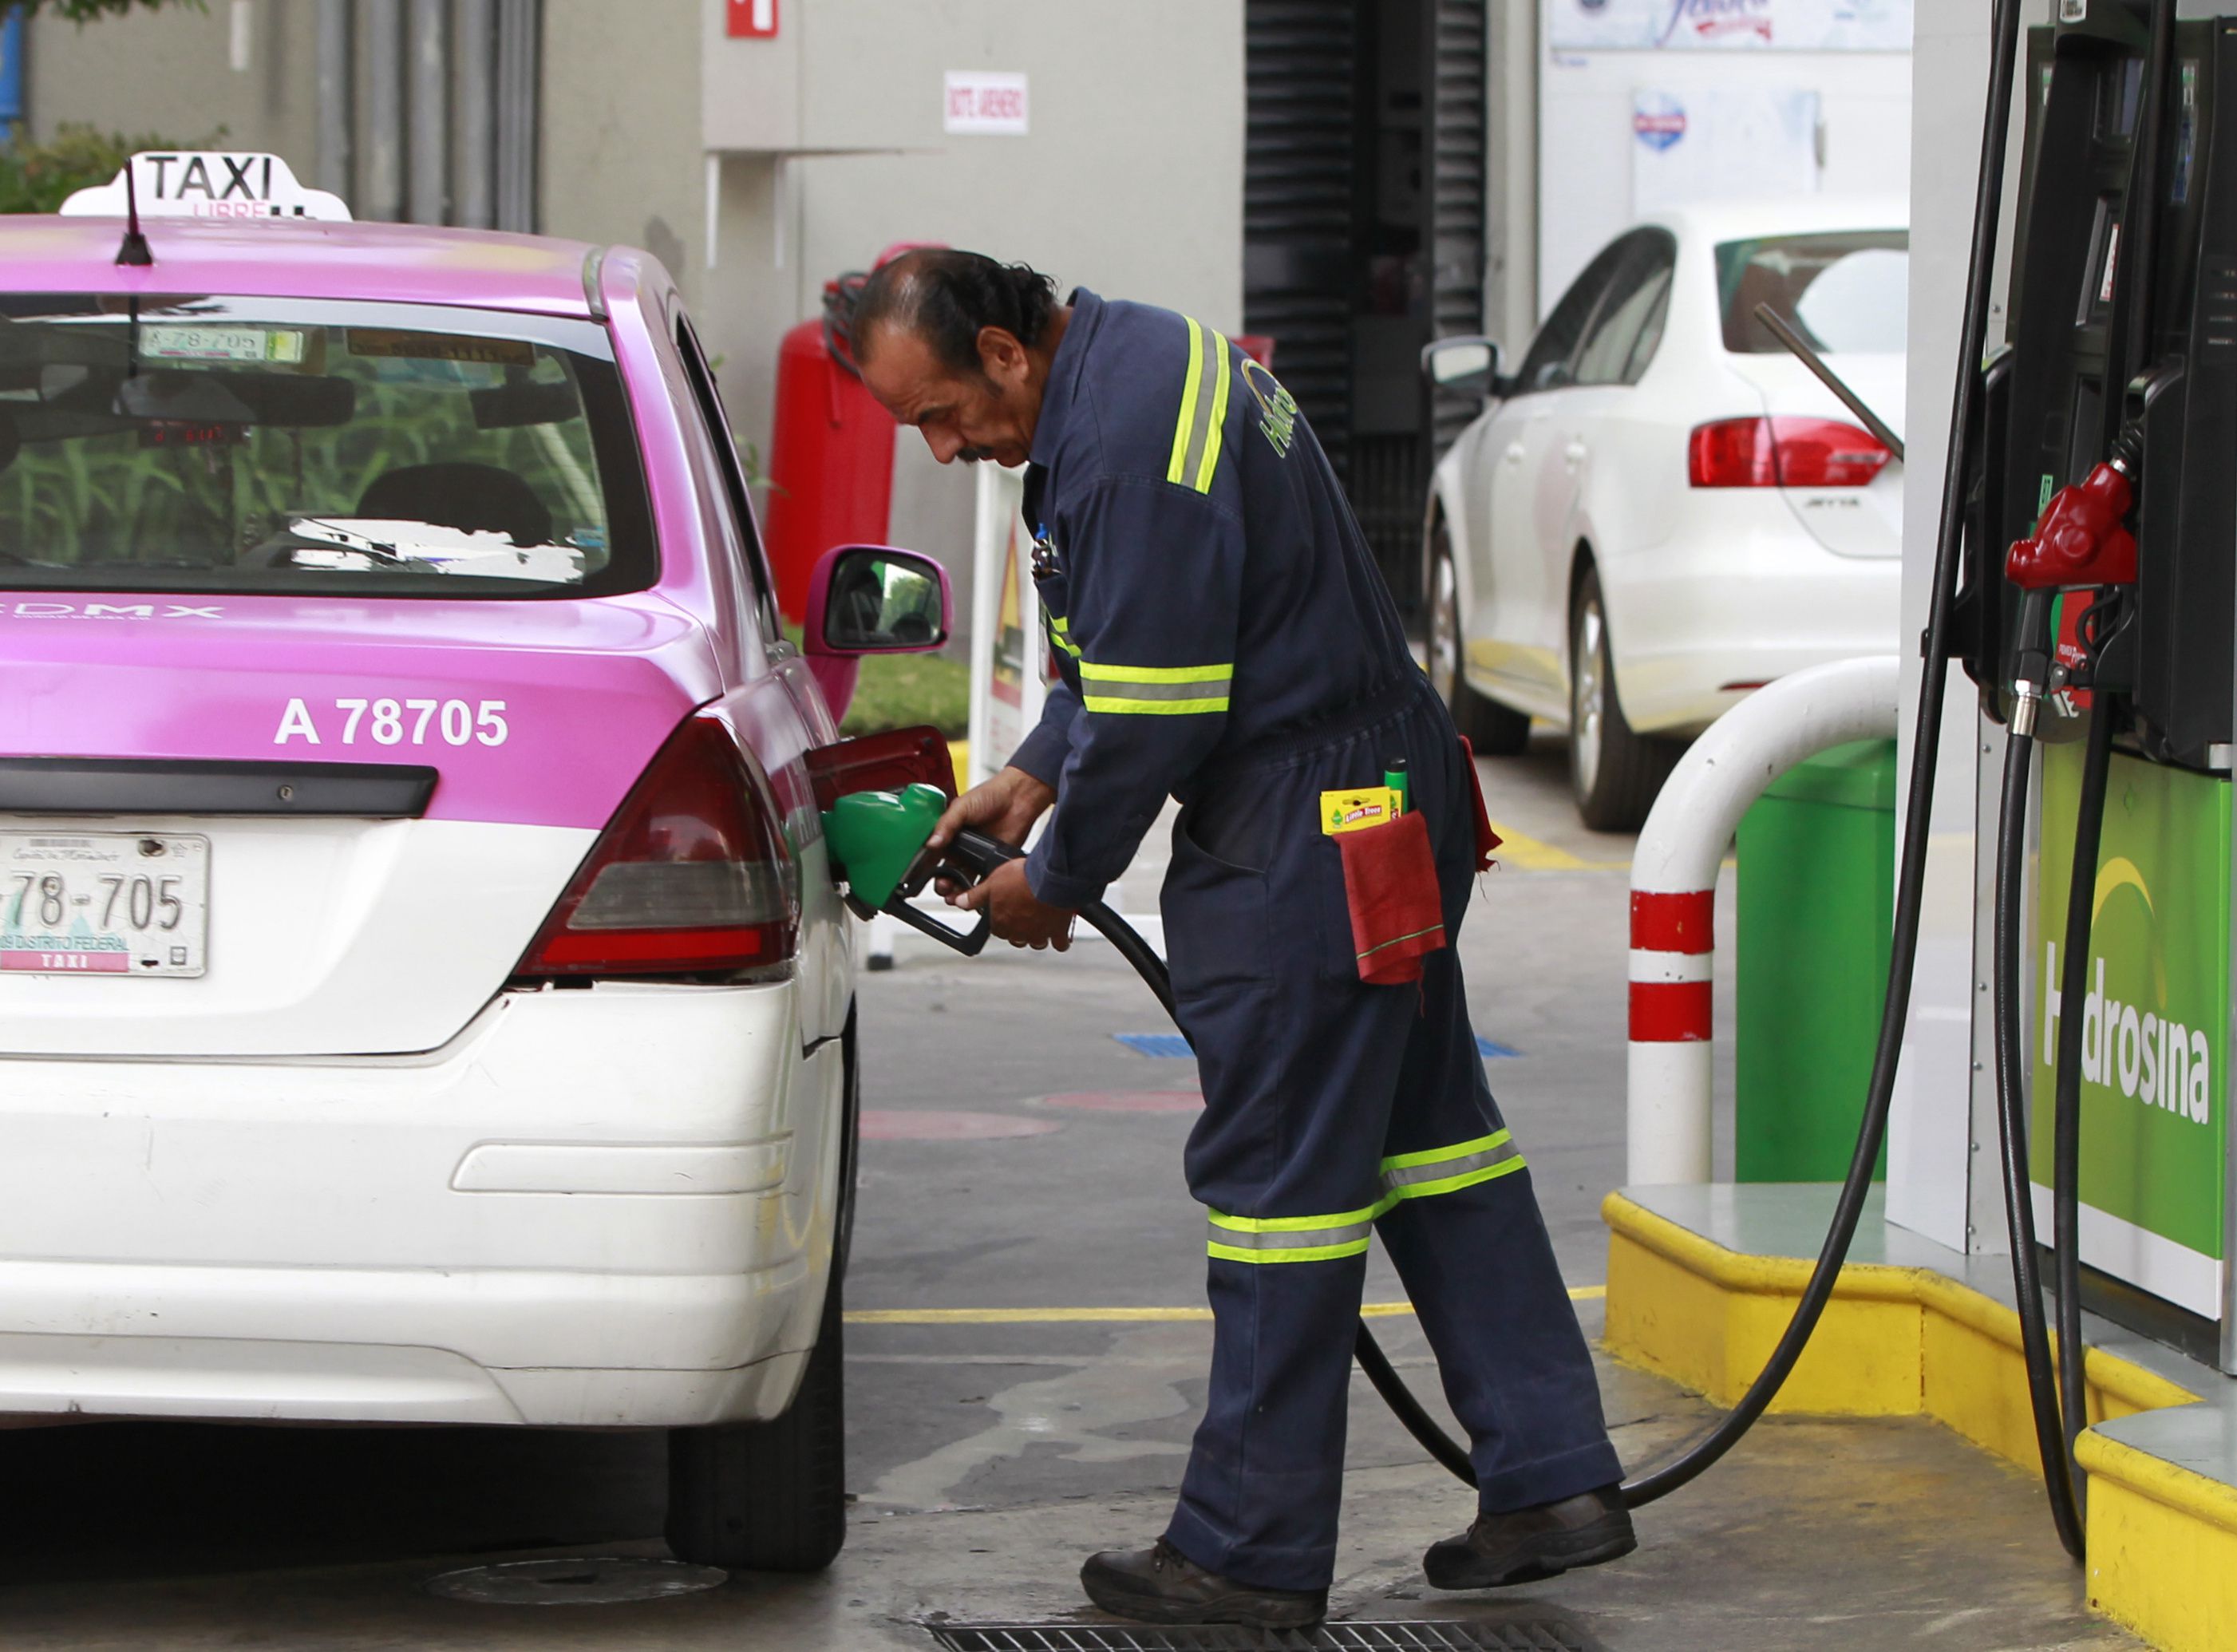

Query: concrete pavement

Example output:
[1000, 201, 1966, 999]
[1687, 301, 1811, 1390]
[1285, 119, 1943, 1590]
[0, 737, 2134, 1650]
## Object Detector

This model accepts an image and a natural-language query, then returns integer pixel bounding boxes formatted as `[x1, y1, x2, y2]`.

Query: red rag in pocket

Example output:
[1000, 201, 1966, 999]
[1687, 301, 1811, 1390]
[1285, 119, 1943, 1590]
[1336, 812, 1447, 985]
[1458, 737, 1504, 874]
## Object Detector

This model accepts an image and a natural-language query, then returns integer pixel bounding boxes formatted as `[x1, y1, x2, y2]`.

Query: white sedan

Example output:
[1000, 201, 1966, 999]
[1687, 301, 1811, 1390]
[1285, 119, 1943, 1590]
[1421, 200, 1908, 828]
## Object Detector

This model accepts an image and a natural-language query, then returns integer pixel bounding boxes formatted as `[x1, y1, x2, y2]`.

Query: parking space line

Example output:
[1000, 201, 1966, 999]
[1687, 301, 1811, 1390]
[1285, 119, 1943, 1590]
[844, 1286, 1602, 1326]
[1480, 820, 1631, 872]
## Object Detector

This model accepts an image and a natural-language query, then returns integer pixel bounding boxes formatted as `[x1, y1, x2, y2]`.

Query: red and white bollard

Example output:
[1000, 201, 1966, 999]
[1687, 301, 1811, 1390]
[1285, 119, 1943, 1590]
[1626, 656, 1901, 1185]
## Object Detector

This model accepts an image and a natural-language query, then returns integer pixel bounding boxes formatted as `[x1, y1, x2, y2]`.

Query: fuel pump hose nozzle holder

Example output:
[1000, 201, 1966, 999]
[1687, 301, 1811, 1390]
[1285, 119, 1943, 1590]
[2007, 458, 2137, 592]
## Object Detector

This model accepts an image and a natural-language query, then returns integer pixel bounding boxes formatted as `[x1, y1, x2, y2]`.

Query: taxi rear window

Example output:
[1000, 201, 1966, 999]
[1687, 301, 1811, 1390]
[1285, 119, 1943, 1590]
[0, 294, 652, 599]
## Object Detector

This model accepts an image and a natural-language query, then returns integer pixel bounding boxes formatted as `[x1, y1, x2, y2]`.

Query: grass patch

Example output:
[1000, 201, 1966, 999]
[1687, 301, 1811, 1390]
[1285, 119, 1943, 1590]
[839, 647, 970, 737]
[785, 622, 969, 737]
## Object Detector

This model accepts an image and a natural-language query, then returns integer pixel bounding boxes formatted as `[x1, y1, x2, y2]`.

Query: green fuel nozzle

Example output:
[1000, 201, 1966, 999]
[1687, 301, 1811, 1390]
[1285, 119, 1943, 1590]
[819, 784, 1023, 957]
[821, 782, 949, 911]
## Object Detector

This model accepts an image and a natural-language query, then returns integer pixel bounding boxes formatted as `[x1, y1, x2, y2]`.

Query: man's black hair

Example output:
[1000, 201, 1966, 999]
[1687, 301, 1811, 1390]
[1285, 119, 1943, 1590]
[852, 249, 1059, 376]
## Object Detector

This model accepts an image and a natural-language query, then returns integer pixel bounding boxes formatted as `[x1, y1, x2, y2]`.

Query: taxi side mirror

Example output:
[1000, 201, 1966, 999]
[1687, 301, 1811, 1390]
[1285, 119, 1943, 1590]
[804, 545, 952, 657]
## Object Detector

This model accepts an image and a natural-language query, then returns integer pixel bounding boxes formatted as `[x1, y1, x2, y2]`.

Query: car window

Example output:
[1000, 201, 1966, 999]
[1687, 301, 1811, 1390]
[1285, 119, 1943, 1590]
[1575, 233, 1678, 388]
[1716, 230, 1909, 354]
[1516, 240, 1629, 394]
[1620, 269, 1674, 384]
[674, 313, 781, 638]
[0, 294, 652, 599]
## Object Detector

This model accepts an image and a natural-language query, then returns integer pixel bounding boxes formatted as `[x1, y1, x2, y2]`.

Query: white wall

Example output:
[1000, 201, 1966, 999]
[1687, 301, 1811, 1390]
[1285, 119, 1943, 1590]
[25, 0, 318, 164]
[699, 0, 1246, 613]
[1535, 1, 1911, 318]
[1886, 0, 2019, 1255]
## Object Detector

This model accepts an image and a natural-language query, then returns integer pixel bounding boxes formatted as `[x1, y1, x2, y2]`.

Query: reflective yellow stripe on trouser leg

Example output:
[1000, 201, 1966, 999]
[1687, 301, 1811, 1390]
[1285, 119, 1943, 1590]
[1204, 1132, 1526, 1263]
[1207, 1204, 1378, 1264]
[1377, 1128, 1526, 1204]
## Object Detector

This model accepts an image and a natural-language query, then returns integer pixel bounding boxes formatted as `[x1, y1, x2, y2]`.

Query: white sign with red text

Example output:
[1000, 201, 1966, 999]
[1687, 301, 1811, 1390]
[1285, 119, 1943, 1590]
[1548, 0, 1911, 52]
[944, 72, 1029, 136]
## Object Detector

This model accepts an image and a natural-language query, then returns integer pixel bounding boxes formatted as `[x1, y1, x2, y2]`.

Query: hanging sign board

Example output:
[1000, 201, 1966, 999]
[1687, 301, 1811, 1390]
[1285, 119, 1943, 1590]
[1548, 0, 1912, 52]
[966, 463, 1046, 786]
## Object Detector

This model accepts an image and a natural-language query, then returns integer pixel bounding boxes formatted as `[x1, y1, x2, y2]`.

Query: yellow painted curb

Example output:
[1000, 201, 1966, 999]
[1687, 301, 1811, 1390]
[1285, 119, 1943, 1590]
[1603, 1190, 2234, 1652]
[2075, 1430, 2237, 1651]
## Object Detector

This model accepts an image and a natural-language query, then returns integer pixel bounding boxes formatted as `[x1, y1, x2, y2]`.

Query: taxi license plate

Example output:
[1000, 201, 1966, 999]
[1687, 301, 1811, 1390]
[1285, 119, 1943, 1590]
[0, 833, 209, 978]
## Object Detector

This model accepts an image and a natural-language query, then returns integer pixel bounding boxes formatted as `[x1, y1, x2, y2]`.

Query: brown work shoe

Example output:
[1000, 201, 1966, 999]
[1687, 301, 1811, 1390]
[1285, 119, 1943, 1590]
[1423, 1484, 1637, 1590]
[1081, 1537, 1328, 1628]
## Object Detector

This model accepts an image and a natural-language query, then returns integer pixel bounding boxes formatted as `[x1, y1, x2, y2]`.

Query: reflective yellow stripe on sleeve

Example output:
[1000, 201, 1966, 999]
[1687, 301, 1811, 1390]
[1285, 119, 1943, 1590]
[1048, 615, 1082, 658]
[1077, 659, 1232, 716]
[1166, 318, 1204, 487]
[1166, 317, 1231, 495]
[1195, 329, 1231, 492]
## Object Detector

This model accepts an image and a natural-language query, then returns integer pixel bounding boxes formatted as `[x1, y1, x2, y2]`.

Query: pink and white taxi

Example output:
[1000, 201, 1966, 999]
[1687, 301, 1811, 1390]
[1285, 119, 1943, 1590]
[0, 153, 946, 1571]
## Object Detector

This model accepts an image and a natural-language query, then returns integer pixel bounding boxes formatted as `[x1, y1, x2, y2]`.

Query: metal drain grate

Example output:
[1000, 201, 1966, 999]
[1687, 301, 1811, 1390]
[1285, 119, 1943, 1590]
[926, 1622, 1599, 1652]
[425, 1556, 727, 1605]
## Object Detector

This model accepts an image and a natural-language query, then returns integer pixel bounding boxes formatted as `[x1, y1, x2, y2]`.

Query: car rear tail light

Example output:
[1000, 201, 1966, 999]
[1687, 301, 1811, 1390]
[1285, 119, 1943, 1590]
[1688, 417, 1892, 488]
[515, 711, 798, 979]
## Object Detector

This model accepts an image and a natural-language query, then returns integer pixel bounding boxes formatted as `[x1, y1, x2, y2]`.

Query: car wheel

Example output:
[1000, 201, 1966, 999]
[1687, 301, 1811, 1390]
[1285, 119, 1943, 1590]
[1429, 517, 1530, 757]
[666, 1272, 846, 1572]
[1568, 566, 1674, 832]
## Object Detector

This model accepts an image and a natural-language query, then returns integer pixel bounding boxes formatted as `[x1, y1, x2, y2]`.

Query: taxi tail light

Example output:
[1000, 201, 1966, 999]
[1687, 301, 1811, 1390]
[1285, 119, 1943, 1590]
[515, 712, 798, 979]
[1688, 416, 1892, 488]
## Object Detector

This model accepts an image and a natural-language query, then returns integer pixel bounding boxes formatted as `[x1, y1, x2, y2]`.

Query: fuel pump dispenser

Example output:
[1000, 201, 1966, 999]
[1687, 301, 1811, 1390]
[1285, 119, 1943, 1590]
[1968, 0, 2237, 1407]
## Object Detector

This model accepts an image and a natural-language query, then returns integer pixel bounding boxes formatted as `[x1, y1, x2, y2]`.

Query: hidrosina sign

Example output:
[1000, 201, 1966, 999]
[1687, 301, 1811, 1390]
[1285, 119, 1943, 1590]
[2033, 734, 2228, 1321]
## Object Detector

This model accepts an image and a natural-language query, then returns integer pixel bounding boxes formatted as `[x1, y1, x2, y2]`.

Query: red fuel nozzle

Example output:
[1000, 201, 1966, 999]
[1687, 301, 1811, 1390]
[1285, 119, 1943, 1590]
[2006, 460, 2137, 591]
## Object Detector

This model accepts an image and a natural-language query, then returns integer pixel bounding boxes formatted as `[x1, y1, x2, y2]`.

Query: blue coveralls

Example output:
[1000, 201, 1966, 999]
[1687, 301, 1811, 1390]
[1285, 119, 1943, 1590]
[1010, 290, 1622, 1593]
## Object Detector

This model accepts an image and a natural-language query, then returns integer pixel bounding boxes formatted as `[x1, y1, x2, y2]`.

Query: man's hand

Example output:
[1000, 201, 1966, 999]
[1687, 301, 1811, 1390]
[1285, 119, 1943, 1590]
[955, 857, 1077, 950]
[927, 764, 1057, 856]
[925, 765, 1071, 944]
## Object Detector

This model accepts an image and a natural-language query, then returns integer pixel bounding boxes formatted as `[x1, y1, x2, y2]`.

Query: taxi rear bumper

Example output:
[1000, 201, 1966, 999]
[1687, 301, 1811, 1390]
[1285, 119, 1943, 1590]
[0, 982, 843, 1429]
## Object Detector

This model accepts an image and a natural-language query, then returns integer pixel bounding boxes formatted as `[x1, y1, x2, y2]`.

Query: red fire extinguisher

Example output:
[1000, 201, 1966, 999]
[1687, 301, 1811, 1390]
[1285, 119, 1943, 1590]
[762, 244, 943, 622]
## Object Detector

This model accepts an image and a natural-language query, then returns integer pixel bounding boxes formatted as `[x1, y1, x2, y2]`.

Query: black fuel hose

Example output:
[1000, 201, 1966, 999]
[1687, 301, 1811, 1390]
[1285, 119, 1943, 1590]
[921, 1, 2030, 1511]
[2051, 682, 2118, 1512]
[1991, 640, 2089, 1559]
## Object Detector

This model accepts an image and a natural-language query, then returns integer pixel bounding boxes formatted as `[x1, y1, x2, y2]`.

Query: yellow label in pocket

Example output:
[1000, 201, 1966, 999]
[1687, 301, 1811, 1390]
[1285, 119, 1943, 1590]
[1321, 787, 1400, 836]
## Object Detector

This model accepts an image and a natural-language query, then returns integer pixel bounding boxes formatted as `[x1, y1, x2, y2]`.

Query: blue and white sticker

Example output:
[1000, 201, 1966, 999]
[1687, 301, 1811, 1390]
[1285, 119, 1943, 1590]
[1634, 93, 1688, 152]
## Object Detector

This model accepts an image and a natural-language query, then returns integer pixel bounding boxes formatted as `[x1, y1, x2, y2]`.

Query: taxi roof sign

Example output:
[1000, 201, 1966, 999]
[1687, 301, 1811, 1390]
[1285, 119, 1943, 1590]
[61, 152, 352, 224]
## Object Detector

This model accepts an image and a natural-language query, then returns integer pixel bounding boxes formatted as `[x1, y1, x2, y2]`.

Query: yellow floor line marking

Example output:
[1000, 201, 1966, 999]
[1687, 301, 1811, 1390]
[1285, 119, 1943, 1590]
[1482, 821, 1629, 873]
[846, 1286, 1602, 1326]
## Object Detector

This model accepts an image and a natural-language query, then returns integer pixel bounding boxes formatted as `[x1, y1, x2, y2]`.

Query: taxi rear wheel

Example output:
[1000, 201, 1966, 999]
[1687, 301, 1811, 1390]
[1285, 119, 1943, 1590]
[665, 1274, 847, 1572]
[1568, 565, 1676, 832]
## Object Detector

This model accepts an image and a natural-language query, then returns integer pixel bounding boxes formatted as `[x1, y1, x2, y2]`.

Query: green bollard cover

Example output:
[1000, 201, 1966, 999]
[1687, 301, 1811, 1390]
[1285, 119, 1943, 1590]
[821, 783, 949, 911]
[1735, 739, 1895, 1183]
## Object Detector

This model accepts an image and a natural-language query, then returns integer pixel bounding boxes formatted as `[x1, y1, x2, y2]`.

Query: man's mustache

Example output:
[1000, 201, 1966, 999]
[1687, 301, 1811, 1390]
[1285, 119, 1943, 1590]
[959, 445, 998, 463]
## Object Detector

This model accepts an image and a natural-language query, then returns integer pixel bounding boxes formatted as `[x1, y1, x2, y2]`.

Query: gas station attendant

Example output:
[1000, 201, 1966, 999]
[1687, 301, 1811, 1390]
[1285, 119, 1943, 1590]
[851, 249, 1632, 1631]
